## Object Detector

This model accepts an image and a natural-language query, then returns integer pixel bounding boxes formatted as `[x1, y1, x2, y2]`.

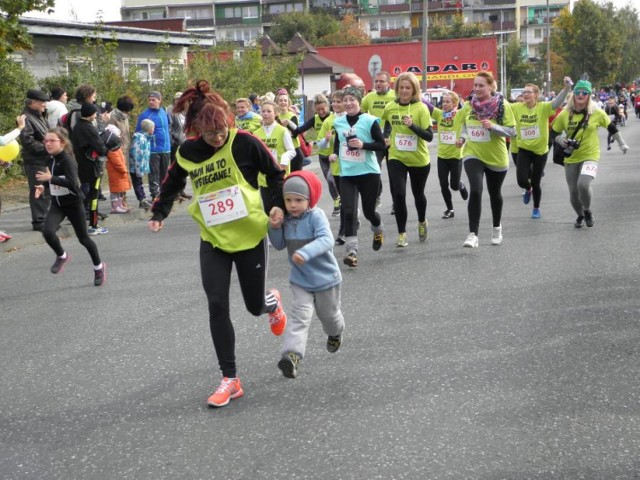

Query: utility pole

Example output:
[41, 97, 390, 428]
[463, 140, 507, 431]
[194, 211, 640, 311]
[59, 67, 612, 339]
[422, 0, 428, 91]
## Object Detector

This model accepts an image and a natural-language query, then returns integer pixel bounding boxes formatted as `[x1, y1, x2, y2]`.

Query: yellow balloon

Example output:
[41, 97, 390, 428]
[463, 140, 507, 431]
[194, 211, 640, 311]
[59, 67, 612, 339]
[0, 140, 20, 162]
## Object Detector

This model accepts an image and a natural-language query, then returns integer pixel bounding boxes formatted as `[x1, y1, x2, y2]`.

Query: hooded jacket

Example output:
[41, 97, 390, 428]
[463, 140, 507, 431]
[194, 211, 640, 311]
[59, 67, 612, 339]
[268, 170, 342, 292]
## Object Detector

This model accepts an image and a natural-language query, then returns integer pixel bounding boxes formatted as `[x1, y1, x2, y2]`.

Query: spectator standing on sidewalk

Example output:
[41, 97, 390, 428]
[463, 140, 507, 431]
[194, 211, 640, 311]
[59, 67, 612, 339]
[19, 89, 51, 232]
[135, 91, 171, 201]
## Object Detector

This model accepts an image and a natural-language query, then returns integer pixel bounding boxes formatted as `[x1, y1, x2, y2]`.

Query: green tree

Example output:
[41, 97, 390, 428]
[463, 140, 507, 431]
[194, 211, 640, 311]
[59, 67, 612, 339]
[268, 12, 340, 45]
[615, 5, 640, 85]
[503, 37, 535, 91]
[0, 0, 54, 58]
[551, 0, 623, 85]
[429, 14, 486, 40]
[317, 14, 370, 46]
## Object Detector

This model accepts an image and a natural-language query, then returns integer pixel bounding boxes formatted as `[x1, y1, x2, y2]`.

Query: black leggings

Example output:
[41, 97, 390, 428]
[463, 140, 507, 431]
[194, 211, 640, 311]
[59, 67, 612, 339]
[388, 159, 430, 233]
[318, 155, 339, 200]
[334, 176, 345, 237]
[339, 173, 381, 237]
[43, 197, 101, 266]
[437, 157, 462, 211]
[463, 158, 507, 234]
[200, 238, 271, 378]
[516, 148, 547, 209]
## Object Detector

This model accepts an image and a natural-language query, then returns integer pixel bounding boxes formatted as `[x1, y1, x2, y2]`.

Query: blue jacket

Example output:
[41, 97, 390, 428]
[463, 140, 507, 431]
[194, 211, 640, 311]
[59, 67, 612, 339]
[135, 107, 171, 153]
[268, 208, 342, 292]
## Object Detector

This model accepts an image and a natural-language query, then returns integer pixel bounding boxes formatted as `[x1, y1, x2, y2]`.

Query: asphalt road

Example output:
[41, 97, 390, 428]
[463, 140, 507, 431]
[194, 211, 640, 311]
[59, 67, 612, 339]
[1, 122, 639, 479]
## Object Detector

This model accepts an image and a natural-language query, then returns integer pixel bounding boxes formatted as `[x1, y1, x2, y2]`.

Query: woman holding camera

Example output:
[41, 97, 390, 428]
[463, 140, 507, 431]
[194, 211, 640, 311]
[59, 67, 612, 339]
[511, 77, 572, 219]
[551, 80, 629, 228]
[381, 72, 433, 247]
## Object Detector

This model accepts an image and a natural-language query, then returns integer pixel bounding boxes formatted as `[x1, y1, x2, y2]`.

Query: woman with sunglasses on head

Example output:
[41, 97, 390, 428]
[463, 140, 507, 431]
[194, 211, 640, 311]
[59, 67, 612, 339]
[456, 71, 516, 248]
[34, 128, 106, 286]
[148, 80, 288, 408]
[551, 80, 629, 229]
[511, 77, 573, 219]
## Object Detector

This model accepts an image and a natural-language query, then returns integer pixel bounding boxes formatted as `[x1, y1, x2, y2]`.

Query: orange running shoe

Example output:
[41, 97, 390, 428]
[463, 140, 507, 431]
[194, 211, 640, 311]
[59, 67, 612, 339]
[267, 288, 287, 336]
[207, 377, 244, 407]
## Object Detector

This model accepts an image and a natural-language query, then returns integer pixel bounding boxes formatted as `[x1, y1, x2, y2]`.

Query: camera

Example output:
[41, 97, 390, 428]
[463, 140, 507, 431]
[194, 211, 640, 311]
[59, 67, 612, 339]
[564, 138, 580, 156]
[345, 128, 358, 151]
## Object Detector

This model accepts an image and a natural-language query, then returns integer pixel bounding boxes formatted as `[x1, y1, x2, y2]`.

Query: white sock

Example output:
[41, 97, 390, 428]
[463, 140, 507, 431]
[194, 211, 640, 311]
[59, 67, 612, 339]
[93, 263, 103, 271]
[59, 252, 67, 259]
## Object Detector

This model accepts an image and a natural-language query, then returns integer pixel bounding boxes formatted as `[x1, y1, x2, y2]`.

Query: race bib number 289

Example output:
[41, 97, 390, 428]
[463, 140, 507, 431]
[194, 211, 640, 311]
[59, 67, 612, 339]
[198, 185, 248, 227]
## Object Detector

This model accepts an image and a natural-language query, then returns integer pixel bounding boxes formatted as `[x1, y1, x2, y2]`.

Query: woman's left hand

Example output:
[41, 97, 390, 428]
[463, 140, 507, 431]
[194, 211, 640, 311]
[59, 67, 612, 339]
[34, 185, 44, 199]
[292, 252, 305, 265]
[480, 119, 493, 130]
[348, 137, 363, 150]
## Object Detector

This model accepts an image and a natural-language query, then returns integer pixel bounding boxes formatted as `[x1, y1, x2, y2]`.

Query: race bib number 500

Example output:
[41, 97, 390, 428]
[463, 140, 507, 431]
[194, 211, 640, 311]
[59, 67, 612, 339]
[198, 185, 248, 227]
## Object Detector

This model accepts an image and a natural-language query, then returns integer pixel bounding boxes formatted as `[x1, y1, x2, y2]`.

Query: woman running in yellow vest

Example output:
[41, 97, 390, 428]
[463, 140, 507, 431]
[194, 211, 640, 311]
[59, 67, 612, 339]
[430, 90, 468, 220]
[254, 100, 296, 212]
[456, 71, 516, 248]
[148, 80, 288, 409]
[381, 72, 434, 247]
[511, 77, 572, 219]
[276, 89, 304, 172]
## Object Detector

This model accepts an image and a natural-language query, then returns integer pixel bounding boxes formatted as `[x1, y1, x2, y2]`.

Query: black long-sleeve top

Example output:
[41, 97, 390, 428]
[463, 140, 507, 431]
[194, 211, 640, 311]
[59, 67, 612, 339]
[45, 150, 84, 206]
[151, 130, 285, 221]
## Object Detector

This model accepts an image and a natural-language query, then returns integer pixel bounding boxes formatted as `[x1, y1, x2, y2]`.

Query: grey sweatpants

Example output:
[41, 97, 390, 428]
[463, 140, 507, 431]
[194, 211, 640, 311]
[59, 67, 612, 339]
[280, 283, 345, 359]
[564, 161, 595, 215]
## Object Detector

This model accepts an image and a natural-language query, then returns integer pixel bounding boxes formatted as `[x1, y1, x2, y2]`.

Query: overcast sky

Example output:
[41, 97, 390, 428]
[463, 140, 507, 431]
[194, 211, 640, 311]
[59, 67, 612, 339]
[24, 0, 121, 23]
[23, 0, 640, 23]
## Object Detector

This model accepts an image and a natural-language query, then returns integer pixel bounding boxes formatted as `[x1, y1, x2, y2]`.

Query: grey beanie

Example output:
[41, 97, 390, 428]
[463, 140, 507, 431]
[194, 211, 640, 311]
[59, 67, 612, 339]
[148, 91, 162, 101]
[283, 175, 309, 200]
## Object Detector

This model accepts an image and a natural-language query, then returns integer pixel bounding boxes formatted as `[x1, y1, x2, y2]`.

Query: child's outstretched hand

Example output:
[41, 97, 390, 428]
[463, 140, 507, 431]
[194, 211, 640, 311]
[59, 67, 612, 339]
[292, 252, 305, 265]
[269, 206, 284, 228]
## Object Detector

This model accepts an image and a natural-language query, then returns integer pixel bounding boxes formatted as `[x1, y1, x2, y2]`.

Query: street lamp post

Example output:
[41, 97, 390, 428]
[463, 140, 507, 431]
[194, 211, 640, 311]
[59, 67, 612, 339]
[546, 0, 551, 93]
[422, 0, 428, 92]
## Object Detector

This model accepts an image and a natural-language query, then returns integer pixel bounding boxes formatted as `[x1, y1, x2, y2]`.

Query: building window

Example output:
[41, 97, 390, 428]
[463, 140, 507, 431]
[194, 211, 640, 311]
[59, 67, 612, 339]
[369, 20, 379, 31]
[65, 57, 91, 75]
[243, 6, 258, 18]
[121, 58, 177, 84]
[534, 28, 542, 39]
[269, 5, 285, 14]
[224, 7, 241, 18]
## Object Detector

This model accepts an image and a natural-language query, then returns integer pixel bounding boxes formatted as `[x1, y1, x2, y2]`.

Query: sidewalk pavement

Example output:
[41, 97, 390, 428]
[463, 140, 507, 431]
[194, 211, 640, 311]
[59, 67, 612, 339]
[0, 187, 188, 254]
[1, 157, 324, 253]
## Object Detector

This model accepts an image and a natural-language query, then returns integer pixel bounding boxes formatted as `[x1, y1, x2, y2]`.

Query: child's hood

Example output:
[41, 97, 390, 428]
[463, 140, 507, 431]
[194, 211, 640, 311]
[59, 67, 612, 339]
[285, 170, 322, 209]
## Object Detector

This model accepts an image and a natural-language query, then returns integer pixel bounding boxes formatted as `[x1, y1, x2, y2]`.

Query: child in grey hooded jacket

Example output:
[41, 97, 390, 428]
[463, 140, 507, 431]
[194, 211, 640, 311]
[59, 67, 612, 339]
[268, 170, 345, 379]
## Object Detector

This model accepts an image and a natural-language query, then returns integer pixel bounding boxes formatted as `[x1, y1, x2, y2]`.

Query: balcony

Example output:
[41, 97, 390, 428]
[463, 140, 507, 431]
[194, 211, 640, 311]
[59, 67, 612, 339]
[380, 27, 412, 37]
[489, 20, 515, 30]
[380, 2, 411, 13]
[185, 18, 215, 28]
[411, 0, 462, 12]
[523, 17, 550, 25]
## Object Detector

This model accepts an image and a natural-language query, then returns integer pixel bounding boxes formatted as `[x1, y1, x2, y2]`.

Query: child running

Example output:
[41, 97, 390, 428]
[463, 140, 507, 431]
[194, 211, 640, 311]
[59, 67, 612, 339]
[268, 170, 345, 379]
[35, 128, 106, 286]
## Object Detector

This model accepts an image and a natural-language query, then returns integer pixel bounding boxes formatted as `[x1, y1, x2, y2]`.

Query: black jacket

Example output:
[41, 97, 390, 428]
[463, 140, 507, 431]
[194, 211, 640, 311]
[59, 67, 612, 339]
[19, 106, 49, 166]
[46, 150, 85, 207]
[71, 118, 107, 183]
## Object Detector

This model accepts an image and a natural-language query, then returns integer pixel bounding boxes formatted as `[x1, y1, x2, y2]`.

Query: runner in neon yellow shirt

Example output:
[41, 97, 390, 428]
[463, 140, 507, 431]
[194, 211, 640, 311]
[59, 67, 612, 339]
[511, 77, 572, 218]
[456, 71, 516, 248]
[551, 79, 629, 229]
[431, 90, 468, 220]
[381, 72, 433, 247]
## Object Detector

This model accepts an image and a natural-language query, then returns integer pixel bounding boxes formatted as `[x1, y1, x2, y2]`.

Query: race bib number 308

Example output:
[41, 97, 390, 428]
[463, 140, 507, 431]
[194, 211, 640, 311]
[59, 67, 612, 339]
[198, 185, 249, 227]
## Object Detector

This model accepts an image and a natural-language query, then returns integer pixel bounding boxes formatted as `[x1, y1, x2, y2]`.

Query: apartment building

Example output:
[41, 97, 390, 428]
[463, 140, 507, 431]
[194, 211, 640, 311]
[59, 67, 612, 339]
[120, 0, 569, 59]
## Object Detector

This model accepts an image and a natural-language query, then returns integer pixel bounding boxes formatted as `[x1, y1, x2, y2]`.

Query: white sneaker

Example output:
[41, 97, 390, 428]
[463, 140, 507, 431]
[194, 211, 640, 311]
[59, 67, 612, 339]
[491, 225, 503, 245]
[463, 232, 478, 248]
